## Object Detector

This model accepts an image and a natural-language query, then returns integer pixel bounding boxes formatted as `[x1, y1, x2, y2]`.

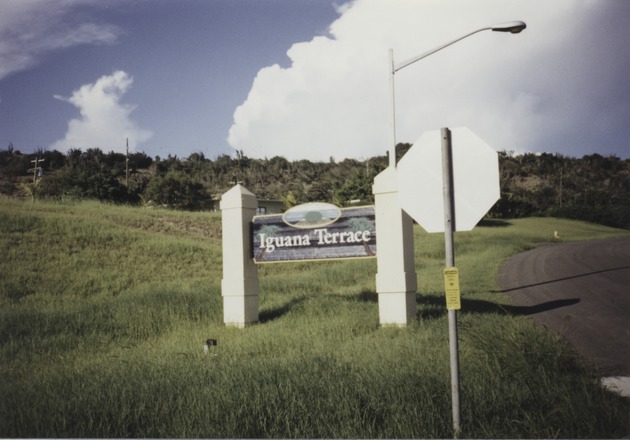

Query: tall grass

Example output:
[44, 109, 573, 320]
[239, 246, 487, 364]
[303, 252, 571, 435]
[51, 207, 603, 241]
[1, 198, 629, 437]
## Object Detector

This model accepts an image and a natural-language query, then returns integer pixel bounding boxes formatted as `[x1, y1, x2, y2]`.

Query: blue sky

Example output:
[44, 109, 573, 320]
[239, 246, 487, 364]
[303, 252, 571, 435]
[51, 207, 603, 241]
[0, 0, 338, 158]
[1, 0, 629, 161]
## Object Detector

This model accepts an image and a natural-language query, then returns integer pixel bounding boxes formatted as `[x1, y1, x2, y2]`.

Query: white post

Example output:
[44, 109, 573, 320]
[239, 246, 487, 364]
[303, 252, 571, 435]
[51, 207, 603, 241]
[220, 184, 260, 327]
[372, 167, 417, 325]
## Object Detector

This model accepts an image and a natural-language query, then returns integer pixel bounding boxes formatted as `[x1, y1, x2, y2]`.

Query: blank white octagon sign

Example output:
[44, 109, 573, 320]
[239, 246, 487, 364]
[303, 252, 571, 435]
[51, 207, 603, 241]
[397, 127, 500, 233]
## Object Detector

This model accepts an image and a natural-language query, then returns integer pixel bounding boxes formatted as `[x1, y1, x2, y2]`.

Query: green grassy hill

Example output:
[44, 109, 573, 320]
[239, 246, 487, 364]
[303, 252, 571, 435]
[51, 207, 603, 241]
[1, 198, 629, 438]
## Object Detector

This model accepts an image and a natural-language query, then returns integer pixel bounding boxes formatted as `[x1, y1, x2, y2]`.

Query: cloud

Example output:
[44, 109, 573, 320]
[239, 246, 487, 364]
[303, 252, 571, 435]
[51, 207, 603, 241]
[229, 0, 630, 161]
[50, 71, 153, 153]
[0, 0, 120, 80]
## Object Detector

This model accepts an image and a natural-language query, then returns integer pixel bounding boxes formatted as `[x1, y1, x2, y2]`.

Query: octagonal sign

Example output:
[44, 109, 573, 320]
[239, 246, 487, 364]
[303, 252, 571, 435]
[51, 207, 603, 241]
[397, 127, 499, 233]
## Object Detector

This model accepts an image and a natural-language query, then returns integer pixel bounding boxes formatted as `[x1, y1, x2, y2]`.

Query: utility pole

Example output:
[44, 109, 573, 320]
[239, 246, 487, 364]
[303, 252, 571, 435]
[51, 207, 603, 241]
[29, 157, 45, 183]
[125, 138, 130, 188]
[559, 165, 563, 208]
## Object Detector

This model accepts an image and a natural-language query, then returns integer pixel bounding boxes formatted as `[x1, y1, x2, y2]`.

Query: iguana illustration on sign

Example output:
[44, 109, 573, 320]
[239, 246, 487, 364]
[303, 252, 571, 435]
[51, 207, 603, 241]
[252, 202, 376, 263]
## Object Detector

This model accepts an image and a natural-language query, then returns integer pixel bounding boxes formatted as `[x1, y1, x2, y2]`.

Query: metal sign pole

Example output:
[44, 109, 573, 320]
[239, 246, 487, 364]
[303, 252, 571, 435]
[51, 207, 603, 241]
[441, 127, 461, 438]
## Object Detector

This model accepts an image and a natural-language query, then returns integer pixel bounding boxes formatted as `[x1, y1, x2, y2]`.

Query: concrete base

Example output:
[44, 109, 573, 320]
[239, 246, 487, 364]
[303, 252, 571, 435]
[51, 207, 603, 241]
[378, 292, 417, 326]
[223, 294, 259, 328]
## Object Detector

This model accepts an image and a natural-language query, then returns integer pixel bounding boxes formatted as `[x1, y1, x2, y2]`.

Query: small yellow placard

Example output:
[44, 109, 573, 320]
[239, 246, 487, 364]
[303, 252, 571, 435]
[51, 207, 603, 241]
[443, 267, 461, 310]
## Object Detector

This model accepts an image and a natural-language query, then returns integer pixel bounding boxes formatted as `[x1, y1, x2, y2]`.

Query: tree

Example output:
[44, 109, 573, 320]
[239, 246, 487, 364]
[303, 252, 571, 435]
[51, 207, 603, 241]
[334, 168, 376, 205]
[128, 152, 153, 170]
[19, 179, 41, 202]
[282, 192, 298, 209]
[305, 181, 332, 202]
[142, 171, 209, 210]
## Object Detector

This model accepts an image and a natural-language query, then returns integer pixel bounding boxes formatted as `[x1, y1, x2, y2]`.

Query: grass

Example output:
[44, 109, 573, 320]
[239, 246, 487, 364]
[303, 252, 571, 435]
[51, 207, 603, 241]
[1, 198, 629, 438]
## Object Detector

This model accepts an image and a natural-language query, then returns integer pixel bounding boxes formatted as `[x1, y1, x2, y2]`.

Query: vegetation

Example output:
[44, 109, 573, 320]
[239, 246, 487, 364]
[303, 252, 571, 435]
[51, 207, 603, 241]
[496, 151, 630, 229]
[1, 198, 629, 438]
[1, 144, 629, 228]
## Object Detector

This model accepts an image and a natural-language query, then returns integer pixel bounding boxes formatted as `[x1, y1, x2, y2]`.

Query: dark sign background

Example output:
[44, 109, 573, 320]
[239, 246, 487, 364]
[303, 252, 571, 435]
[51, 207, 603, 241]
[251, 206, 376, 263]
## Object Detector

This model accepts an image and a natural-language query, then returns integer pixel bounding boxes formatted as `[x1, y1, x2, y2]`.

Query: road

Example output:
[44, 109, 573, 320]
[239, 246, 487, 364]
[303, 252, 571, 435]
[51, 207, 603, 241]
[498, 236, 630, 377]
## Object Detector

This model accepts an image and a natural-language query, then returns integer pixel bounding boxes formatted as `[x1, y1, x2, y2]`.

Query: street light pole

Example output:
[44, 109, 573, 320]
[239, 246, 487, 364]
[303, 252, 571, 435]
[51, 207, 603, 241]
[386, 20, 526, 438]
[388, 48, 398, 168]
[387, 21, 526, 168]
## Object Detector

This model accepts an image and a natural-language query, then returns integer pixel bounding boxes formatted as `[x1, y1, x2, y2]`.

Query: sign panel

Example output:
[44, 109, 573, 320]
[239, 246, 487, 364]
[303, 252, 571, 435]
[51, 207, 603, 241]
[443, 267, 461, 310]
[251, 203, 376, 263]
[397, 127, 500, 232]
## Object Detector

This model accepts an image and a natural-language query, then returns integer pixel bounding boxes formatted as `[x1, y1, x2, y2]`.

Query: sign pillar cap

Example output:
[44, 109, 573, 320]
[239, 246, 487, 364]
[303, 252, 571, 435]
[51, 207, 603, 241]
[221, 184, 258, 210]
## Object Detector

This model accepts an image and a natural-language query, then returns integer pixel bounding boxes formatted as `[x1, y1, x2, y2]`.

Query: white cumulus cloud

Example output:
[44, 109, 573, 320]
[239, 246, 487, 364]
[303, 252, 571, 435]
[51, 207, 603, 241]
[0, 0, 120, 81]
[228, 0, 630, 161]
[50, 71, 153, 153]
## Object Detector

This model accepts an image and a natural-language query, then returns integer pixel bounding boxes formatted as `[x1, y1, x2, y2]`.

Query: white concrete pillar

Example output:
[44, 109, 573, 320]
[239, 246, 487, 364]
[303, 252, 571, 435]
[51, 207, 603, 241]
[220, 184, 260, 327]
[372, 166, 417, 325]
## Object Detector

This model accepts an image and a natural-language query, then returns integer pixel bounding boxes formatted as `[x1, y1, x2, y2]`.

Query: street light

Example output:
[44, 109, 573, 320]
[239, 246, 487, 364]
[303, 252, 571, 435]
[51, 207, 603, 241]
[385, 20, 526, 438]
[387, 21, 526, 168]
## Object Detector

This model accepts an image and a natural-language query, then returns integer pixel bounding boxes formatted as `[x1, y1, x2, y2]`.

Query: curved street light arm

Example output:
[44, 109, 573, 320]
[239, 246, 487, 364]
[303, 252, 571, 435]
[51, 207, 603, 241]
[393, 21, 526, 73]
[387, 20, 526, 167]
[394, 26, 491, 73]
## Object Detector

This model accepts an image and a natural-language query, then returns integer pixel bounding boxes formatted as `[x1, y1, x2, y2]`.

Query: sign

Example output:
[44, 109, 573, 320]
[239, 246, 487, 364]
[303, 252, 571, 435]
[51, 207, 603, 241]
[251, 203, 376, 263]
[397, 127, 500, 232]
[443, 267, 461, 310]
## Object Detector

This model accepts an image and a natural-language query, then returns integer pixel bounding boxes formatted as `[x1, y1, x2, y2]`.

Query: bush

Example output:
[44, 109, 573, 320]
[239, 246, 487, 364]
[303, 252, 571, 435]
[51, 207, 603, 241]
[142, 171, 210, 210]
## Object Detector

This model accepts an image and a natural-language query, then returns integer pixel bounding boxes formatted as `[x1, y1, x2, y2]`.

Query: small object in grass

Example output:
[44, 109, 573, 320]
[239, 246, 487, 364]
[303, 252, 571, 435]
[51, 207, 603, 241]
[554, 230, 560, 239]
[204, 338, 217, 355]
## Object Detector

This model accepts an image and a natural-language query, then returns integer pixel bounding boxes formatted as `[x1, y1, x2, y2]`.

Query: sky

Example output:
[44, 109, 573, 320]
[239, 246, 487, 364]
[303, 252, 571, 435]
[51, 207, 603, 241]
[1, 0, 629, 162]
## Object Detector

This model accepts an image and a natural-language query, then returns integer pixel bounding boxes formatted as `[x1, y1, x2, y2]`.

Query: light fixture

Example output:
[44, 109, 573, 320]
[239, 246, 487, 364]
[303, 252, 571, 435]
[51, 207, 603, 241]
[491, 21, 527, 34]
[387, 20, 527, 167]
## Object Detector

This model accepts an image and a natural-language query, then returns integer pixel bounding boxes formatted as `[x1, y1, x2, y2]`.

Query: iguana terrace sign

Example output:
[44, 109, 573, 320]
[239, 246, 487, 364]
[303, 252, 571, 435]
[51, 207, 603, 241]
[220, 185, 382, 328]
[252, 202, 376, 263]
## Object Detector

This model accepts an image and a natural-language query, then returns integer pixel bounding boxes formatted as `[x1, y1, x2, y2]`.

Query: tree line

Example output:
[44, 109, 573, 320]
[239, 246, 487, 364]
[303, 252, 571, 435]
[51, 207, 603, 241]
[1, 143, 628, 229]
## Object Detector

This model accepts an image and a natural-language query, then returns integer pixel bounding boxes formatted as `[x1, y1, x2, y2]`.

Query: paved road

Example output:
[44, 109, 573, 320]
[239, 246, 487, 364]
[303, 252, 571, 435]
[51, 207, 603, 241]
[498, 237, 630, 376]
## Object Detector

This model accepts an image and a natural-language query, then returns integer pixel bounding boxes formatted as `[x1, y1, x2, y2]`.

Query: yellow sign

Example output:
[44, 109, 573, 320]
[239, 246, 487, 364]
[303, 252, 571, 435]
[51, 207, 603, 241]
[443, 267, 461, 310]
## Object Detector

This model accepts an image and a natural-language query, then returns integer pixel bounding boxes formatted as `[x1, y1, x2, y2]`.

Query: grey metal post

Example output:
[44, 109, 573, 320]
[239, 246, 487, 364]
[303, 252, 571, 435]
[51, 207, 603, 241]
[442, 127, 461, 437]
[388, 48, 397, 169]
